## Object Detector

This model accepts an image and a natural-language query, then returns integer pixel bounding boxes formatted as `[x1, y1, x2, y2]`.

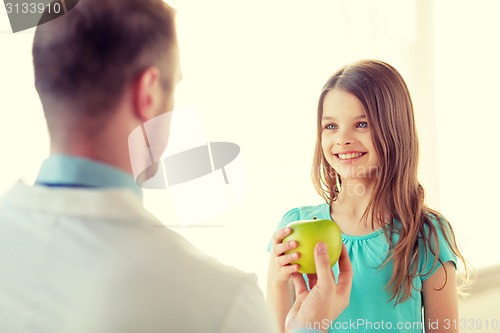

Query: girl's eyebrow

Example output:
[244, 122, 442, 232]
[321, 115, 367, 121]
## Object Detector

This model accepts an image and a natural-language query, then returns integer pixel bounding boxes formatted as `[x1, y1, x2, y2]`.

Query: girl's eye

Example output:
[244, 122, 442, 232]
[357, 121, 368, 128]
[324, 124, 338, 130]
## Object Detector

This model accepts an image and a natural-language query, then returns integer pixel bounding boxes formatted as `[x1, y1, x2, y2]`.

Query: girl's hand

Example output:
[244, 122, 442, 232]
[268, 227, 300, 284]
[267, 227, 300, 332]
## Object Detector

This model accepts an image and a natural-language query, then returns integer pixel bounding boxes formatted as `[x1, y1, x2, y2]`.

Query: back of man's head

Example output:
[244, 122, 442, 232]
[33, 0, 176, 121]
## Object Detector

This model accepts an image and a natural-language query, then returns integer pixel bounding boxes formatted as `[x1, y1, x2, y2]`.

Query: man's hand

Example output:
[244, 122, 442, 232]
[285, 243, 353, 333]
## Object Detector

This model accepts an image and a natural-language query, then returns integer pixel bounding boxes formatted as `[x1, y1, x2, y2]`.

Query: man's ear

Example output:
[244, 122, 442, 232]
[132, 67, 161, 121]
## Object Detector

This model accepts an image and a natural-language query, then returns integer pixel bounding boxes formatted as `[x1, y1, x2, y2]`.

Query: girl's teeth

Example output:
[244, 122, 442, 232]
[338, 153, 363, 160]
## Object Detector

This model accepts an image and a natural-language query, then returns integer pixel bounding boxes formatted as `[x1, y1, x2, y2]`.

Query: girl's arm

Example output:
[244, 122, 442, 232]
[266, 227, 300, 333]
[422, 262, 459, 333]
[266, 266, 295, 332]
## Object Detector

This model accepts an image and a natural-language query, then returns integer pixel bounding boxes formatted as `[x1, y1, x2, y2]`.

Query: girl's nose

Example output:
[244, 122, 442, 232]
[335, 126, 354, 146]
[336, 134, 353, 146]
[337, 139, 352, 146]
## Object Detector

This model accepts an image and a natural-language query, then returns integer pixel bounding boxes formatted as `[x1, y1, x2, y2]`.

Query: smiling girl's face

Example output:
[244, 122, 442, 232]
[321, 88, 379, 181]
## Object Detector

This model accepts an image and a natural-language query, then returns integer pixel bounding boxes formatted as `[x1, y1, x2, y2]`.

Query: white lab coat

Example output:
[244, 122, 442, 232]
[0, 181, 278, 333]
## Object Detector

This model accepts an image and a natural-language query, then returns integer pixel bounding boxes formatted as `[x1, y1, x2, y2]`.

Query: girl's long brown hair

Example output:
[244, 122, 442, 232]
[312, 59, 471, 304]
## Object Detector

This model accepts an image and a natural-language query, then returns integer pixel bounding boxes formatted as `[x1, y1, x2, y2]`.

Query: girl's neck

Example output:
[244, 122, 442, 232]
[330, 178, 383, 235]
[333, 178, 376, 220]
[332, 177, 392, 236]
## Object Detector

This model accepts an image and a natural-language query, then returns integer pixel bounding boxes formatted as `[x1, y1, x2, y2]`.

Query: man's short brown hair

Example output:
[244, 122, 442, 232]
[33, 0, 176, 116]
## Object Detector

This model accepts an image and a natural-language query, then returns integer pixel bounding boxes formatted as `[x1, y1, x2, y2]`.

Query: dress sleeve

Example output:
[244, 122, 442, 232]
[266, 208, 300, 252]
[419, 214, 458, 281]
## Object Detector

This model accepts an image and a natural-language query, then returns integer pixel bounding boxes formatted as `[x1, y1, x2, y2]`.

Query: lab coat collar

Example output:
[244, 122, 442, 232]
[2, 181, 160, 226]
[36, 155, 142, 198]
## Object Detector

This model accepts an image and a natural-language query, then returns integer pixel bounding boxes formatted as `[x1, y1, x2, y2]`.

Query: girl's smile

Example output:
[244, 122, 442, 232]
[334, 151, 367, 163]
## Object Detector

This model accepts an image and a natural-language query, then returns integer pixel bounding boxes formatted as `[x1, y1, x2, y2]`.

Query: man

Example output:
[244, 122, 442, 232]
[0, 0, 352, 332]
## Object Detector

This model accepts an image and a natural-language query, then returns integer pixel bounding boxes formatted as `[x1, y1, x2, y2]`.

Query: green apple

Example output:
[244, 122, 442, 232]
[283, 218, 342, 274]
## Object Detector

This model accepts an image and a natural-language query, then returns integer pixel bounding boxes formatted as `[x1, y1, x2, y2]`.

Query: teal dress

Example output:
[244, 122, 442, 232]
[268, 203, 457, 333]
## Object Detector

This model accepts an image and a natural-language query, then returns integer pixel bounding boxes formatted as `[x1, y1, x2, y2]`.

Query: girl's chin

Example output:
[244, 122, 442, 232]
[337, 167, 379, 180]
[338, 177, 376, 183]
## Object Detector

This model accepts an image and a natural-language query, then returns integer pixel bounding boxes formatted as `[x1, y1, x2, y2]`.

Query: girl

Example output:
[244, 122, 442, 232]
[267, 60, 470, 333]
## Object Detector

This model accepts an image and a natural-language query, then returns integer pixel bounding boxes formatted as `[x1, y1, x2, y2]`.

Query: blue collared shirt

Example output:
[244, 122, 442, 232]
[36, 154, 142, 197]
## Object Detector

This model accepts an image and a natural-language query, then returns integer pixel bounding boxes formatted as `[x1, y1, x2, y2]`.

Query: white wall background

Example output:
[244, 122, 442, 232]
[1, 0, 499, 295]
[433, 0, 500, 270]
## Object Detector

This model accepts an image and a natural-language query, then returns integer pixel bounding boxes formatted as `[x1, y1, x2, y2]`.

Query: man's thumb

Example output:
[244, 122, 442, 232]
[314, 242, 332, 279]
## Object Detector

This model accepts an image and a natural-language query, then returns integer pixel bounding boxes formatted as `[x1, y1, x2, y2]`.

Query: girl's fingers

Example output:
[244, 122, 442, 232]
[272, 227, 292, 245]
[276, 251, 300, 267]
[284, 264, 300, 274]
[272, 239, 298, 256]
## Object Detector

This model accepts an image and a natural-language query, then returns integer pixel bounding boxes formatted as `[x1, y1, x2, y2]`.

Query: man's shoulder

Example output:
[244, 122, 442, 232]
[136, 224, 252, 284]
[98, 217, 259, 332]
